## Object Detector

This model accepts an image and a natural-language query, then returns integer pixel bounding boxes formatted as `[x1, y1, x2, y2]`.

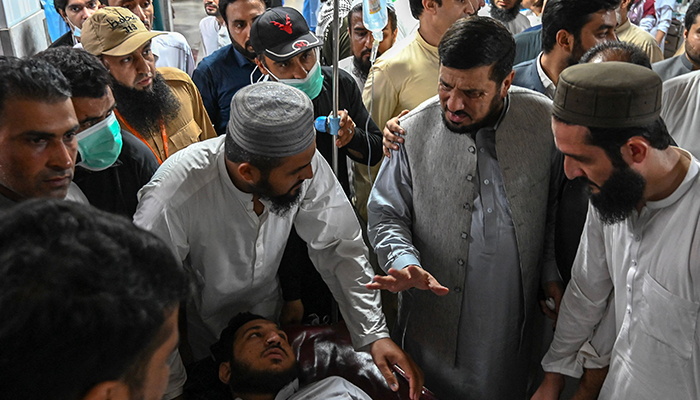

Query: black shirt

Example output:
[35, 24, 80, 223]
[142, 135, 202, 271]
[73, 130, 159, 218]
[49, 31, 75, 48]
[313, 66, 382, 196]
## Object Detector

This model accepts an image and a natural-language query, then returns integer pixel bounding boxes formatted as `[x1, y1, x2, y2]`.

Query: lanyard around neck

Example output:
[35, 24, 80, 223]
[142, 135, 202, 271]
[114, 109, 168, 164]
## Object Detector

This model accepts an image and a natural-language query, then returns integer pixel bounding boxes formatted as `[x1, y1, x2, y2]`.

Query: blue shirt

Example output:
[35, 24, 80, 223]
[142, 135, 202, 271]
[192, 45, 261, 136]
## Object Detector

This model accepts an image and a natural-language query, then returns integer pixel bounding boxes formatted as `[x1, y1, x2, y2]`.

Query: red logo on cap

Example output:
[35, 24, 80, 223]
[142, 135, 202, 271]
[293, 40, 309, 49]
[271, 14, 293, 34]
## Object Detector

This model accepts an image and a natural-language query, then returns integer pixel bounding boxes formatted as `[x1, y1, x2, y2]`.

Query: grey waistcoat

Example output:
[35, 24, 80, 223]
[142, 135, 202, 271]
[397, 86, 555, 365]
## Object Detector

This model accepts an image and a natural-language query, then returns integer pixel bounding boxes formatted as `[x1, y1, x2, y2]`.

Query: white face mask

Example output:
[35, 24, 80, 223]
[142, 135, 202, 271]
[67, 18, 82, 38]
[250, 65, 270, 84]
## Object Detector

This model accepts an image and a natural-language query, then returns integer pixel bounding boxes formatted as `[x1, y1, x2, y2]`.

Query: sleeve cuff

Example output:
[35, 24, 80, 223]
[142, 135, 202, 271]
[356, 331, 392, 351]
[390, 254, 420, 271]
[579, 340, 612, 369]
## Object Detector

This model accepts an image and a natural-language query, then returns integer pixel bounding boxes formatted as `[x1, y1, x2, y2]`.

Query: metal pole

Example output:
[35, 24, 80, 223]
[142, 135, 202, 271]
[331, 0, 341, 324]
[331, 0, 340, 176]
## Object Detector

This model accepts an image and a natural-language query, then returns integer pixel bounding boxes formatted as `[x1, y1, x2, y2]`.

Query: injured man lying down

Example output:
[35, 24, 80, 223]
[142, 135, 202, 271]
[211, 313, 372, 400]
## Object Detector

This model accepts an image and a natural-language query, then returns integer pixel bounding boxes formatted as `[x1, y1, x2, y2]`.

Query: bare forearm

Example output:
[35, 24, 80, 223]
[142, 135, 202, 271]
[655, 30, 666, 45]
[571, 367, 609, 400]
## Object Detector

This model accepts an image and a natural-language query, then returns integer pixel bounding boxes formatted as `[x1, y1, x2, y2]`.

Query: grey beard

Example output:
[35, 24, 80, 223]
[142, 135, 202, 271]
[490, 0, 523, 23]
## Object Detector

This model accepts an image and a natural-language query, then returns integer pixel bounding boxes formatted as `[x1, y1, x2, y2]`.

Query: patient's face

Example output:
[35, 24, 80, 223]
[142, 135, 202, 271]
[223, 319, 299, 395]
[233, 319, 295, 373]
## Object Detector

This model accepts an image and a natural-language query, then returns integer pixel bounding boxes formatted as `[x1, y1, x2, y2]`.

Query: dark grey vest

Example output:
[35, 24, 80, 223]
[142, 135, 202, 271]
[397, 87, 555, 365]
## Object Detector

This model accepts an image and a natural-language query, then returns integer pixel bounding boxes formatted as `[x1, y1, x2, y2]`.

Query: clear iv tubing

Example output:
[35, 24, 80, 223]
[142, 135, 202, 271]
[365, 39, 380, 184]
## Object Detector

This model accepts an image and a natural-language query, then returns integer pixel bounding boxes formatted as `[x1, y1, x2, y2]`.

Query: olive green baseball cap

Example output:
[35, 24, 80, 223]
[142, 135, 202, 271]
[553, 62, 662, 129]
[81, 7, 164, 57]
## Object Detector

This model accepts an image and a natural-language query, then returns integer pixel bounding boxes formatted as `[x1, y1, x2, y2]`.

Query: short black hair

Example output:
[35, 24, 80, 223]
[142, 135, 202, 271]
[0, 56, 71, 125]
[686, 0, 700, 32]
[54, 0, 68, 13]
[542, 0, 619, 54]
[220, 0, 268, 25]
[0, 199, 191, 400]
[555, 116, 672, 167]
[346, 2, 398, 33]
[579, 41, 652, 69]
[211, 312, 269, 363]
[225, 131, 284, 175]
[409, 0, 442, 19]
[439, 16, 515, 84]
[34, 47, 111, 99]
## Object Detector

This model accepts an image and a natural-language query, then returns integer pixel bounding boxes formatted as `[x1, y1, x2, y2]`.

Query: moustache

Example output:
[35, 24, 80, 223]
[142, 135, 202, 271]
[581, 177, 601, 191]
[262, 343, 287, 357]
[445, 106, 469, 118]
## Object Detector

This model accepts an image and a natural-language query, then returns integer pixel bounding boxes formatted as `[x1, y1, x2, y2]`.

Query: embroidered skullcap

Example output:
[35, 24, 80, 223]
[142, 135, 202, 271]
[553, 62, 662, 129]
[227, 82, 315, 157]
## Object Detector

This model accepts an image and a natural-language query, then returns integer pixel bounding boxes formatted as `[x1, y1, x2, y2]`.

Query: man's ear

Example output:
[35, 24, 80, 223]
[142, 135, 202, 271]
[500, 69, 515, 98]
[621, 0, 633, 11]
[391, 27, 398, 44]
[623, 137, 650, 165]
[58, 9, 70, 24]
[255, 57, 270, 76]
[219, 362, 232, 385]
[101, 56, 111, 71]
[81, 381, 130, 400]
[422, 0, 440, 15]
[238, 162, 261, 185]
[556, 29, 574, 53]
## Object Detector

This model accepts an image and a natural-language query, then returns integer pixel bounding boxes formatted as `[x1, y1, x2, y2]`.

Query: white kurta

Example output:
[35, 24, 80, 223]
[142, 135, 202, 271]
[152, 31, 196, 76]
[478, 4, 531, 35]
[661, 70, 700, 159]
[250, 377, 371, 400]
[198, 16, 231, 60]
[542, 149, 700, 399]
[134, 136, 388, 359]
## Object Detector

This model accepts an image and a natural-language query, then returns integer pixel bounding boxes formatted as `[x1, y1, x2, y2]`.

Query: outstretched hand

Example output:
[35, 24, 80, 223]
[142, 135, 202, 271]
[370, 338, 424, 400]
[366, 265, 449, 296]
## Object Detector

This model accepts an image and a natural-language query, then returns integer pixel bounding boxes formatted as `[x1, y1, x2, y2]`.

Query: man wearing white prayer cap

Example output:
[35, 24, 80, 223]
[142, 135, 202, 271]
[134, 82, 425, 400]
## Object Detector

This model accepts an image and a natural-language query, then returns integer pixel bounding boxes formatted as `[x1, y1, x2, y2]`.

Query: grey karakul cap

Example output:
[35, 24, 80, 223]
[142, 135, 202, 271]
[553, 62, 662, 129]
[227, 82, 315, 157]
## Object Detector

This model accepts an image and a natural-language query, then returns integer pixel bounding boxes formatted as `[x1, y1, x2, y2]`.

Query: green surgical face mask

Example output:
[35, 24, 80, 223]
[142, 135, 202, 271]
[76, 111, 123, 171]
[270, 59, 324, 100]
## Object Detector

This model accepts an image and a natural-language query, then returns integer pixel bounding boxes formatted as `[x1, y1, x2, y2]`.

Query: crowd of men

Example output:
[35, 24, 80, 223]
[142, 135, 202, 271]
[2, 0, 700, 399]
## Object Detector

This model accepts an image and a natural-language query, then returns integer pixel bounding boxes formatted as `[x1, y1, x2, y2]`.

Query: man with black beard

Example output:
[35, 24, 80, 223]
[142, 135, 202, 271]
[339, 1, 398, 90]
[135, 82, 424, 400]
[193, 0, 267, 136]
[82, 7, 216, 163]
[479, 0, 531, 34]
[211, 313, 372, 400]
[367, 17, 563, 400]
[533, 62, 700, 400]
[199, 0, 232, 59]
[512, 0, 618, 99]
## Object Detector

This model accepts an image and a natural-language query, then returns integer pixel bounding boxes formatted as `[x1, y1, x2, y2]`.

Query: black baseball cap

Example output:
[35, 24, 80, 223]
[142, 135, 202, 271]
[250, 6, 323, 62]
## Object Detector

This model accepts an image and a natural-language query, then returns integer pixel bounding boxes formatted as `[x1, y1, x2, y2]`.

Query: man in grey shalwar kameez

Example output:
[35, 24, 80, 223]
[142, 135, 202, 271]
[367, 17, 563, 400]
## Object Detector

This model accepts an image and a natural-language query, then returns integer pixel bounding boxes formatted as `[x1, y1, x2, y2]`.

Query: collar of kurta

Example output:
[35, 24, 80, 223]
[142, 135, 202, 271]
[646, 148, 699, 210]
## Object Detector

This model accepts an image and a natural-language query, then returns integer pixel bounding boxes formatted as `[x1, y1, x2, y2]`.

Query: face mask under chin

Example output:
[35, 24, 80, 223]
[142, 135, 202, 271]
[266, 53, 324, 100]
